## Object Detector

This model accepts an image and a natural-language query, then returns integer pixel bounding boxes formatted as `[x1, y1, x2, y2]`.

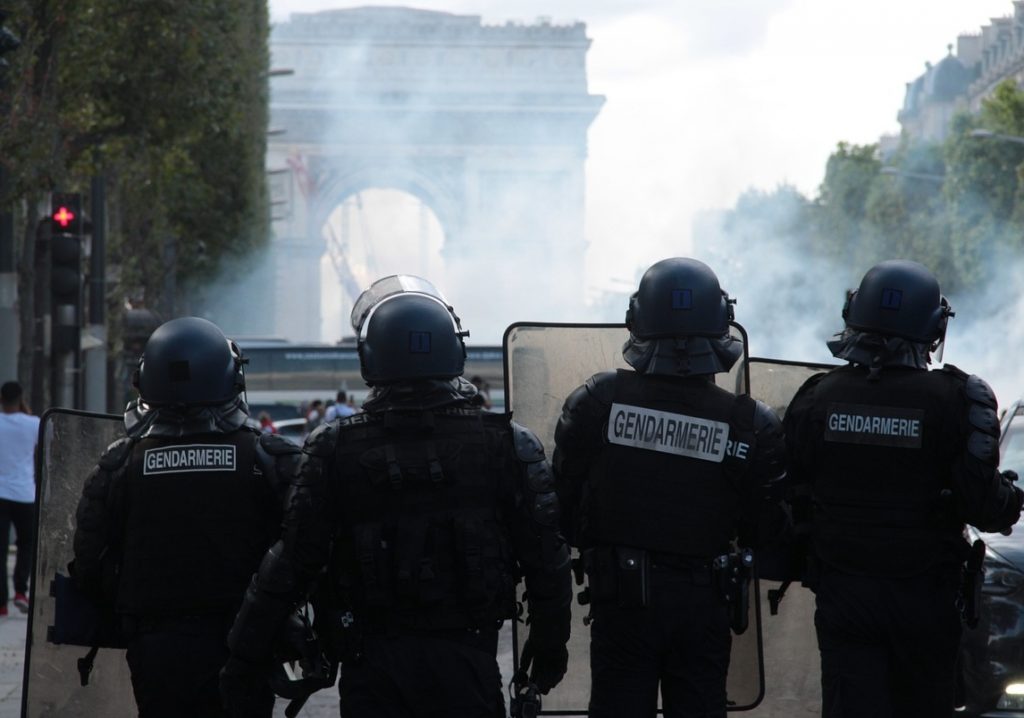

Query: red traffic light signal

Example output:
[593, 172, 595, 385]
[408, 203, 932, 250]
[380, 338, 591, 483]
[52, 206, 76, 229]
[50, 192, 85, 235]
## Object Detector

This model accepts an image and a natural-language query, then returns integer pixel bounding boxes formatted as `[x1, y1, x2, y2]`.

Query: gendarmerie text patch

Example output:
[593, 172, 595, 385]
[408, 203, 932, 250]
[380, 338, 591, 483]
[607, 403, 730, 463]
[824, 403, 925, 449]
[143, 445, 237, 475]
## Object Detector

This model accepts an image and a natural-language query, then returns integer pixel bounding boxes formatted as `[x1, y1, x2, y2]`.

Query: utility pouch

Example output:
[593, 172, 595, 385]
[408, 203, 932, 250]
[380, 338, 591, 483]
[583, 547, 650, 607]
[614, 547, 650, 608]
[713, 549, 754, 635]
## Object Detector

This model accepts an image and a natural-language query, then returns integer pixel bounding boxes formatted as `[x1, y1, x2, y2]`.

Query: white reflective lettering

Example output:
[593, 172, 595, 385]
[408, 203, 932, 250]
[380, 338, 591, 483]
[607, 403, 729, 463]
[142, 444, 237, 475]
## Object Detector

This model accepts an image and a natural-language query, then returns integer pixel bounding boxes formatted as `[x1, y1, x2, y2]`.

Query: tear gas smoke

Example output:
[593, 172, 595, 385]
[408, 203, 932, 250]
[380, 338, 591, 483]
[264, 8, 601, 344]
[687, 196, 1024, 408]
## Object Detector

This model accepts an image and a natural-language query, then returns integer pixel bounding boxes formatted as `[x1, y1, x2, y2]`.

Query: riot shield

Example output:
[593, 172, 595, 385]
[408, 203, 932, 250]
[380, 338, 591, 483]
[22, 409, 135, 718]
[502, 322, 761, 714]
[743, 357, 836, 716]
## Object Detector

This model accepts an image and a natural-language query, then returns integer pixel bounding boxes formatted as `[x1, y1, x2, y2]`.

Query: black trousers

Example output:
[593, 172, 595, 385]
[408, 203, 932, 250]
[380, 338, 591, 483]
[814, 567, 961, 718]
[125, 616, 274, 718]
[588, 567, 732, 718]
[338, 630, 504, 718]
[0, 498, 34, 605]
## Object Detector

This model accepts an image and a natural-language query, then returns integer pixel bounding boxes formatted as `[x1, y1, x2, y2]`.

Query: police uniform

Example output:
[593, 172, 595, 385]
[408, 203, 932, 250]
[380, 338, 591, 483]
[784, 260, 1023, 717]
[222, 277, 572, 718]
[552, 258, 787, 718]
[70, 317, 294, 718]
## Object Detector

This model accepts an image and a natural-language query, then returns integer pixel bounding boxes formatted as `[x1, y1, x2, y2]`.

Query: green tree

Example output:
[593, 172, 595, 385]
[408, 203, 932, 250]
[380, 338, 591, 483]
[0, 0, 269, 402]
[813, 142, 881, 266]
[944, 80, 1024, 287]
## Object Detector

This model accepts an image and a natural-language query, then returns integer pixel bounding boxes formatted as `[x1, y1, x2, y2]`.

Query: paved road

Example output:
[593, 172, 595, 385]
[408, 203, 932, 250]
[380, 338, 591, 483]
[4, 548, 819, 717]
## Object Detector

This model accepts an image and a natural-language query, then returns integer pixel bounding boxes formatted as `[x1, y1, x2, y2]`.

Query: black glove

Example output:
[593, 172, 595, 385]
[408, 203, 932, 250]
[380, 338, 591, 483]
[220, 656, 271, 718]
[524, 638, 568, 694]
[1003, 470, 1019, 484]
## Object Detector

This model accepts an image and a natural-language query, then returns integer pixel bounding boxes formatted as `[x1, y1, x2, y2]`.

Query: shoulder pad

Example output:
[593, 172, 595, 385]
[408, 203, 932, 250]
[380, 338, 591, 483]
[940, 363, 970, 382]
[585, 371, 618, 404]
[511, 422, 547, 463]
[97, 437, 133, 471]
[303, 421, 339, 457]
[751, 399, 783, 434]
[258, 432, 302, 457]
[965, 374, 998, 410]
[968, 402, 1000, 438]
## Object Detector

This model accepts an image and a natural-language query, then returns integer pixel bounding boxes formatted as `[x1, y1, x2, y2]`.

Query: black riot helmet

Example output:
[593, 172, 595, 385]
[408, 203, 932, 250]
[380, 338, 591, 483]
[842, 260, 953, 346]
[352, 275, 468, 386]
[622, 258, 743, 376]
[134, 317, 246, 406]
[626, 257, 735, 339]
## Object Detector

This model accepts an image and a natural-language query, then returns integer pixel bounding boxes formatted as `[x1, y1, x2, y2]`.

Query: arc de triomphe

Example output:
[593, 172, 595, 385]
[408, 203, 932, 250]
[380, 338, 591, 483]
[266, 7, 604, 342]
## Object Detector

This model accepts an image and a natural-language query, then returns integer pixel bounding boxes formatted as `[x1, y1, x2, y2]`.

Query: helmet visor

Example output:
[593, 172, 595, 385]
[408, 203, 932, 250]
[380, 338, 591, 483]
[350, 275, 451, 334]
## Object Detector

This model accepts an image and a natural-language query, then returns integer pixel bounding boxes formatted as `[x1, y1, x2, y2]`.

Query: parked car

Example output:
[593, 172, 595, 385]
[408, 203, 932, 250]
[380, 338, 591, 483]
[958, 400, 1024, 716]
[243, 415, 307, 445]
[270, 417, 308, 444]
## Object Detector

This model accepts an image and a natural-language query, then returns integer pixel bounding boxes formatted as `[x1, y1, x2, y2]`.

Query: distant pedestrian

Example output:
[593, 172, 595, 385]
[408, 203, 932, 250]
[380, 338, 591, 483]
[0, 381, 40, 617]
[469, 375, 493, 410]
[305, 399, 325, 434]
[323, 390, 356, 422]
[257, 412, 277, 434]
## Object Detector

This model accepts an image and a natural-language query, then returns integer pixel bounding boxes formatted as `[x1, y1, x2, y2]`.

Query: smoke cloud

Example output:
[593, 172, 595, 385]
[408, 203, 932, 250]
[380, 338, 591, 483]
[686, 191, 1024, 409]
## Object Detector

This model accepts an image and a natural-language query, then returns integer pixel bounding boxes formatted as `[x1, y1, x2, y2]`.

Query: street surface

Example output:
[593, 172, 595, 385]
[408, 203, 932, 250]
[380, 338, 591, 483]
[3, 548, 819, 717]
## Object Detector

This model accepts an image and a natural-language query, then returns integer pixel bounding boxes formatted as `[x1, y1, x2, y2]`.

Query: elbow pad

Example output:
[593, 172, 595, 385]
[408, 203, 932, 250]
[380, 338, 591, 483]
[965, 375, 1000, 467]
[751, 399, 787, 491]
[256, 432, 303, 497]
[513, 423, 560, 530]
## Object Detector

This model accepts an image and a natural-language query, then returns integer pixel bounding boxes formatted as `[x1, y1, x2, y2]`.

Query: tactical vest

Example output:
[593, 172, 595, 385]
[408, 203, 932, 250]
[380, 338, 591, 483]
[802, 365, 965, 575]
[582, 370, 759, 557]
[117, 430, 276, 616]
[330, 409, 517, 632]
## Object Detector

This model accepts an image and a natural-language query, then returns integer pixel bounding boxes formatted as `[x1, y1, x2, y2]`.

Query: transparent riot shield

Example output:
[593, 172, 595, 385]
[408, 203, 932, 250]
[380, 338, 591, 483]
[502, 322, 760, 714]
[22, 409, 136, 717]
[744, 357, 836, 715]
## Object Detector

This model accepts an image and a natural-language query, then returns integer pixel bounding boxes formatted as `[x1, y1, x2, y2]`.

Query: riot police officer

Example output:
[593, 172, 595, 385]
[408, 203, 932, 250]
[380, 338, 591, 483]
[70, 317, 297, 718]
[221, 276, 572, 717]
[784, 260, 1023, 717]
[552, 258, 787, 718]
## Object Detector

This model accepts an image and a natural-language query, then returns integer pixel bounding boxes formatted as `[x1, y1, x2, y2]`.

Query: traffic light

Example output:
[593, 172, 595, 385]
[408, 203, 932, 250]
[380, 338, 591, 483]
[49, 193, 84, 354]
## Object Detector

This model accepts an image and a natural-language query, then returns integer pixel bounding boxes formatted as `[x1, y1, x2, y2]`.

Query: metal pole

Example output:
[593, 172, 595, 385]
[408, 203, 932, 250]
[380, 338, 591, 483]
[83, 176, 107, 411]
[0, 165, 16, 382]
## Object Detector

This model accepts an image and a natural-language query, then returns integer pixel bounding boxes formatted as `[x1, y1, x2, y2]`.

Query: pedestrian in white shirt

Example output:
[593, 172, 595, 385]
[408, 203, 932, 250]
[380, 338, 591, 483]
[324, 390, 357, 422]
[0, 381, 39, 616]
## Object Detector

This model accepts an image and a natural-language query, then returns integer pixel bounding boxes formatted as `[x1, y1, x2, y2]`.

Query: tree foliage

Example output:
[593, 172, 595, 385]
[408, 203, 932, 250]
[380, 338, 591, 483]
[711, 78, 1024, 296]
[1, 0, 269, 311]
[0, 0, 268, 398]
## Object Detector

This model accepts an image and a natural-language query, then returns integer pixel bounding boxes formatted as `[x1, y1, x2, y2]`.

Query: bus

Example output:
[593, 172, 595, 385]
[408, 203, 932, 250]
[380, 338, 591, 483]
[238, 340, 505, 418]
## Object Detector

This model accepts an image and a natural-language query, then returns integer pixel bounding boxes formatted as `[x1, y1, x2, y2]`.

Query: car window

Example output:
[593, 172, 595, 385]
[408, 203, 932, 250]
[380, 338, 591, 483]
[1001, 412, 1024, 476]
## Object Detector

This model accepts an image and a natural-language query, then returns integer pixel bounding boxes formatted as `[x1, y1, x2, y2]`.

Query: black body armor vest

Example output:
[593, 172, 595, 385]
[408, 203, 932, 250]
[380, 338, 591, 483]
[801, 365, 965, 575]
[331, 409, 517, 632]
[581, 370, 759, 558]
[117, 429, 276, 616]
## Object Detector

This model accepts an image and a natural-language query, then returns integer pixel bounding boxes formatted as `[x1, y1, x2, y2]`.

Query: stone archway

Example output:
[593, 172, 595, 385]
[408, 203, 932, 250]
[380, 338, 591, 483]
[266, 7, 604, 342]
